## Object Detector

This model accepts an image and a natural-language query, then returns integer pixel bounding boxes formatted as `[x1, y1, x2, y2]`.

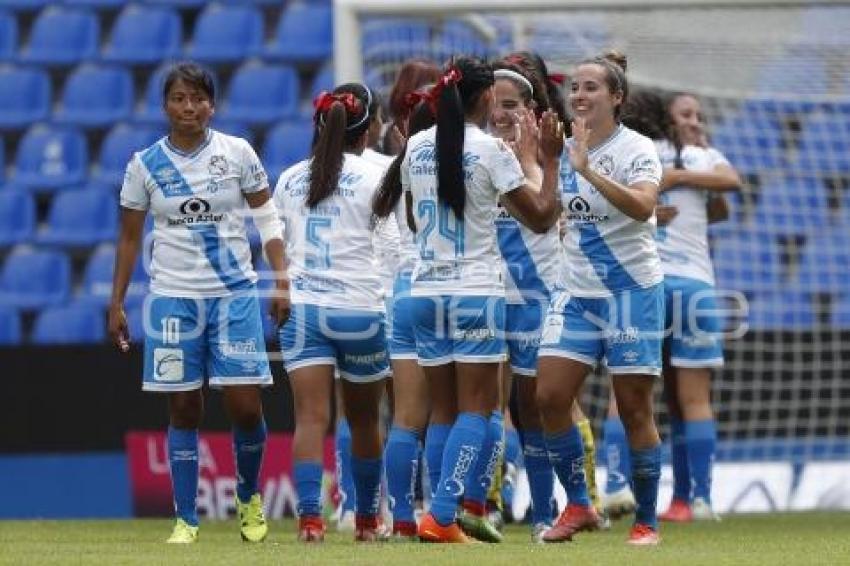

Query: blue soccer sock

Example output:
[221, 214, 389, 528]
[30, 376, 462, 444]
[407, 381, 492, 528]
[631, 445, 662, 529]
[233, 419, 267, 504]
[546, 426, 590, 507]
[670, 417, 691, 502]
[335, 418, 355, 513]
[604, 417, 632, 493]
[351, 456, 383, 518]
[384, 426, 420, 523]
[424, 423, 451, 499]
[168, 427, 199, 526]
[522, 429, 555, 525]
[430, 412, 487, 526]
[685, 419, 717, 503]
[294, 461, 323, 518]
[463, 411, 504, 509]
[505, 426, 522, 468]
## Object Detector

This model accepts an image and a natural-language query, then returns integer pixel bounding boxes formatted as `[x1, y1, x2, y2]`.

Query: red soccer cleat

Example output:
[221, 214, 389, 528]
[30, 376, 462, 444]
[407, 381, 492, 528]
[659, 498, 693, 523]
[417, 512, 473, 543]
[297, 515, 326, 543]
[355, 514, 389, 542]
[542, 503, 602, 543]
[627, 523, 660, 546]
[391, 520, 419, 540]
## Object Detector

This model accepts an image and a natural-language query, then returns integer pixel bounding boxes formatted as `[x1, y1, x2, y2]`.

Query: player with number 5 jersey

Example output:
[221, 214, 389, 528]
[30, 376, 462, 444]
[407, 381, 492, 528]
[274, 82, 388, 543]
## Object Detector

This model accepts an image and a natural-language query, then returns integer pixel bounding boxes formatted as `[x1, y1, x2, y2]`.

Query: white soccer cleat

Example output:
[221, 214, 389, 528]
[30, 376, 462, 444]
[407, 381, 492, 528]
[603, 486, 637, 519]
[336, 509, 356, 532]
[531, 522, 551, 544]
[691, 497, 722, 522]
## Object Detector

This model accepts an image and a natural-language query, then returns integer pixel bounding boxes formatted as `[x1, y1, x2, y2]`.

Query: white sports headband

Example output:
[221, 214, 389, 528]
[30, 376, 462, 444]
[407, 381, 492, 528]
[494, 69, 534, 97]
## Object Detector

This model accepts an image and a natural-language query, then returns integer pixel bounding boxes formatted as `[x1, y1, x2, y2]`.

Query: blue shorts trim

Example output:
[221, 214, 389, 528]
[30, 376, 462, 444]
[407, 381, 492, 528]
[410, 295, 506, 365]
[664, 276, 725, 368]
[142, 290, 273, 392]
[279, 304, 389, 383]
[538, 284, 664, 375]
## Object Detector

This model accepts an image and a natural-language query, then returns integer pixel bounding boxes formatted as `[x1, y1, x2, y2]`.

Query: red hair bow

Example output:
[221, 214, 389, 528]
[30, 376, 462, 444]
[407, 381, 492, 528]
[313, 91, 359, 116]
[403, 90, 437, 114]
[430, 66, 463, 102]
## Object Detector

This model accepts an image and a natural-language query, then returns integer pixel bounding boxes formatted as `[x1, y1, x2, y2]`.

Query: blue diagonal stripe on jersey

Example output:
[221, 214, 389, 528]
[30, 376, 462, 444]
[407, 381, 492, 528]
[578, 223, 639, 291]
[188, 224, 252, 292]
[140, 143, 194, 198]
[496, 218, 548, 302]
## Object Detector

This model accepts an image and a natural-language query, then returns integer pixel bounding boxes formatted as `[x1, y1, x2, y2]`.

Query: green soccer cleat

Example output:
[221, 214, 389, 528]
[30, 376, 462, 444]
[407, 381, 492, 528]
[237, 494, 268, 543]
[166, 519, 199, 544]
[457, 511, 503, 543]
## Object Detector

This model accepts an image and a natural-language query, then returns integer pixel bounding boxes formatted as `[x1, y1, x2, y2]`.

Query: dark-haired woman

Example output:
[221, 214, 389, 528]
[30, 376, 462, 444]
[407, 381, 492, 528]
[400, 57, 564, 543]
[109, 62, 288, 544]
[274, 84, 389, 543]
[536, 53, 665, 546]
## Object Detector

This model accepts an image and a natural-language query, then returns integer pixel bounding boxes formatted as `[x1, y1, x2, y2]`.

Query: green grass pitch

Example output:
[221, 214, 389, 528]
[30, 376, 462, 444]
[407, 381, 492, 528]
[1, 513, 848, 565]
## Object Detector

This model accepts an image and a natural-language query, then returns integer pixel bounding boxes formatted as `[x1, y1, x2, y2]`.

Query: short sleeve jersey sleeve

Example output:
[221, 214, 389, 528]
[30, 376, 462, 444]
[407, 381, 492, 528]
[238, 139, 269, 194]
[623, 137, 662, 187]
[119, 153, 149, 211]
[484, 137, 526, 195]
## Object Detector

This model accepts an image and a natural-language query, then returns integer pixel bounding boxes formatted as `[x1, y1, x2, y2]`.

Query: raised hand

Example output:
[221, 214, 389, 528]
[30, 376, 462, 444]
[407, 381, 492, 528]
[567, 116, 591, 174]
[509, 109, 540, 166]
[539, 110, 565, 162]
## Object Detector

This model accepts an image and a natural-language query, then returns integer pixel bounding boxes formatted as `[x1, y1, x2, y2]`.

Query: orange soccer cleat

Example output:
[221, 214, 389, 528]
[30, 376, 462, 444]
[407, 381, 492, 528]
[627, 523, 660, 546]
[659, 498, 693, 523]
[542, 503, 602, 543]
[297, 515, 326, 543]
[417, 512, 473, 543]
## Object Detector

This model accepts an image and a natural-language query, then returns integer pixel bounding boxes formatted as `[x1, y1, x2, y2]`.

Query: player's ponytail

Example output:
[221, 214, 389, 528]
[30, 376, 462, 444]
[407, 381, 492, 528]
[373, 95, 436, 220]
[435, 57, 494, 220]
[581, 49, 629, 119]
[308, 84, 372, 208]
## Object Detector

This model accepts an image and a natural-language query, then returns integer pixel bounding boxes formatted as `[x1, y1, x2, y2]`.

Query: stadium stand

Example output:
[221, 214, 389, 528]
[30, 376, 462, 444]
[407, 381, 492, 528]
[12, 125, 89, 191]
[79, 244, 148, 309]
[261, 119, 314, 182]
[0, 65, 51, 129]
[265, 2, 334, 62]
[31, 304, 105, 345]
[36, 189, 119, 248]
[101, 4, 182, 65]
[219, 61, 300, 124]
[0, 190, 36, 247]
[0, 305, 21, 345]
[184, 3, 263, 63]
[92, 123, 163, 188]
[55, 64, 135, 128]
[0, 9, 17, 61]
[18, 6, 99, 65]
[0, 248, 71, 310]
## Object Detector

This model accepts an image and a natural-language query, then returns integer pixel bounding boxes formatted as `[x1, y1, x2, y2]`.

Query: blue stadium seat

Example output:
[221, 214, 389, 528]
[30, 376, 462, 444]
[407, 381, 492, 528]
[795, 232, 850, 294]
[0, 190, 35, 247]
[756, 55, 830, 99]
[712, 228, 783, 293]
[362, 19, 431, 61]
[12, 125, 88, 191]
[79, 244, 148, 309]
[796, 111, 850, 174]
[19, 6, 99, 65]
[0, 305, 21, 345]
[752, 175, 830, 236]
[64, 0, 126, 7]
[0, 0, 50, 10]
[140, 0, 206, 7]
[830, 294, 850, 328]
[56, 64, 134, 128]
[0, 65, 51, 129]
[102, 4, 181, 64]
[134, 63, 171, 124]
[32, 304, 105, 345]
[37, 189, 118, 247]
[265, 3, 332, 61]
[0, 10, 17, 61]
[0, 248, 71, 310]
[185, 4, 263, 63]
[220, 62, 299, 124]
[310, 63, 334, 98]
[747, 291, 816, 331]
[434, 20, 493, 61]
[0, 136, 4, 186]
[93, 123, 162, 187]
[262, 120, 314, 183]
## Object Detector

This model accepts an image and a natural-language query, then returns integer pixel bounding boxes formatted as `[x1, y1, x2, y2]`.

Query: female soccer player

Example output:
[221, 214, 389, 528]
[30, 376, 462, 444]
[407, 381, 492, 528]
[535, 52, 665, 546]
[373, 93, 437, 540]
[401, 56, 564, 543]
[656, 91, 740, 523]
[275, 83, 389, 543]
[383, 59, 442, 155]
[109, 62, 287, 544]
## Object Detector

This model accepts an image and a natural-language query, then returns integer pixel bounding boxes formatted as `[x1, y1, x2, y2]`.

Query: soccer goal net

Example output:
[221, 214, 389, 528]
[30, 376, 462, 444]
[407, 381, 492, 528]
[335, 0, 850, 465]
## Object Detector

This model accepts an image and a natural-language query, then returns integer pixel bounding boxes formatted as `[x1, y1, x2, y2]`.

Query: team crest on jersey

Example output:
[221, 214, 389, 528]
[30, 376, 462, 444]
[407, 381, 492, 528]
[595, 154, 615, 176]
[155, 166, 178, 184]
[208, 155, 228, 177]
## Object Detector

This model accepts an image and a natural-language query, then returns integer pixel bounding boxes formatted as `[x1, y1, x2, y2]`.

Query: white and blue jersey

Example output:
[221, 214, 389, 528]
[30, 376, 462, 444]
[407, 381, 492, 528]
[655, 140, 727, 368]
[540, 125, 665, 374]
[387, 196, 422, 360]
[558, 124, 663, 297]
[363, 147, 401, 300]
[121, 129, 267, 297]
[401, 123, 525, 364]
[274, 153, 389, 381]
[496, 207, 564, 376]
[120, 129, 273, 390]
